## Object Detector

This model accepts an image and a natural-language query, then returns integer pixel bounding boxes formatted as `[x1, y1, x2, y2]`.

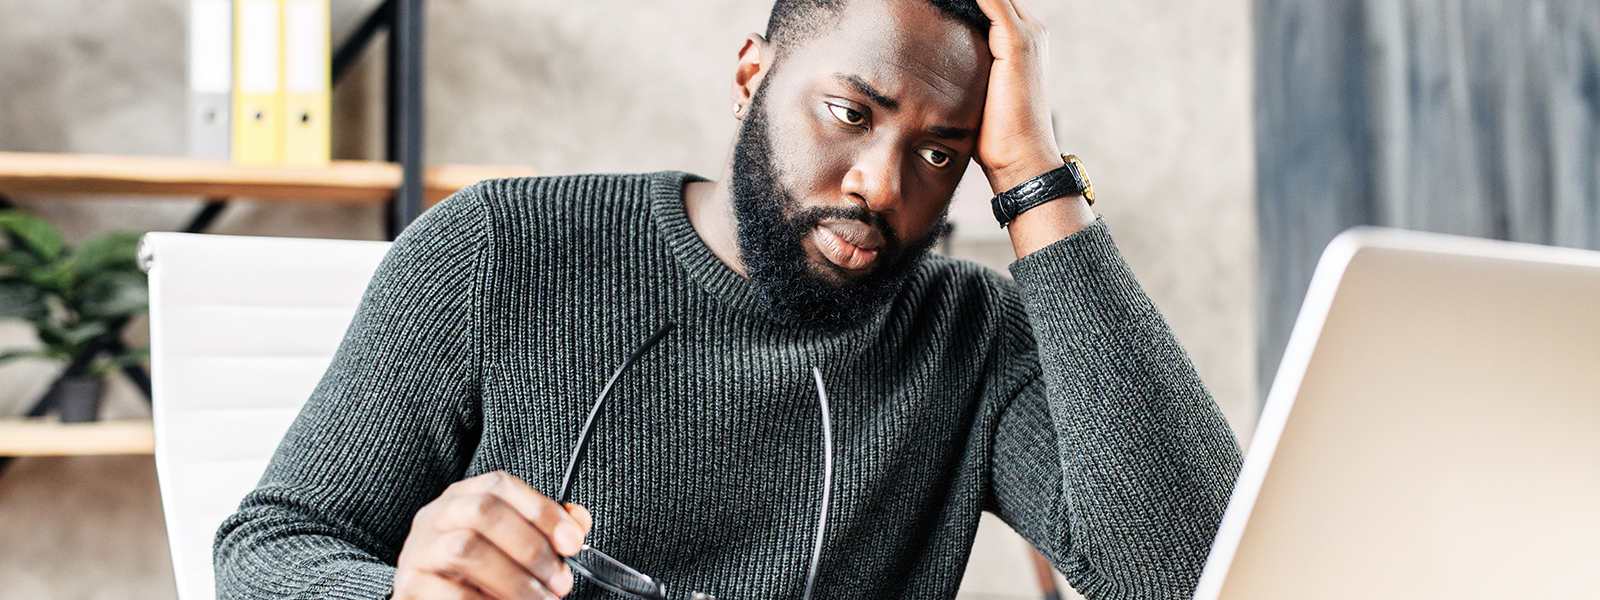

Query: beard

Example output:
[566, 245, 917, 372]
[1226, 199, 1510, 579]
[729, 78, 947, 329]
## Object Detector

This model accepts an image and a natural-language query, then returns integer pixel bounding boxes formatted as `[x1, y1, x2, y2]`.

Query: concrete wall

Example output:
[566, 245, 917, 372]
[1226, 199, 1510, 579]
[0, 0, 1254, 597]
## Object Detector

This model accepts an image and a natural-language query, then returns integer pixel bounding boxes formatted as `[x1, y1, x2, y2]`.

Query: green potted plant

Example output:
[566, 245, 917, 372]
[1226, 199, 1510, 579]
[0, 209, 148, 423]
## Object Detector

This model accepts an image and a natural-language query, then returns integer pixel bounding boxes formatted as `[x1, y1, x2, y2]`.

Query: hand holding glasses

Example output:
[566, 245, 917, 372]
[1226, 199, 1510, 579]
[557, 323, 836, 600]
[390, 471, 594, 600]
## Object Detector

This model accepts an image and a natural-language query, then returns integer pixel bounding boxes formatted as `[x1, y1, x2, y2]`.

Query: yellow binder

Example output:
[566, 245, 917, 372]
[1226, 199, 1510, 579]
[233, 0, 283, 165]
[282, 0, 330, 166]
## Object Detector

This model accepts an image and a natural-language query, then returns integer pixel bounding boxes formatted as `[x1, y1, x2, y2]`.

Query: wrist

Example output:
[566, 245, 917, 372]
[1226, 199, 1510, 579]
[1007, 195, 1096, 258]
[985, 151, 1067, 194]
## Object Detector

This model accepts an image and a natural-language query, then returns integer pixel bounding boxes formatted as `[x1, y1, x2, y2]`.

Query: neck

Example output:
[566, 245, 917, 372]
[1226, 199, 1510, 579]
[684, 166, 748, 278]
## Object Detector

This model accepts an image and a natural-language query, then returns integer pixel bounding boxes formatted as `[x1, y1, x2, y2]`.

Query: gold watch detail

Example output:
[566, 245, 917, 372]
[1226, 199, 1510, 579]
[1064, 154, 1094, 206]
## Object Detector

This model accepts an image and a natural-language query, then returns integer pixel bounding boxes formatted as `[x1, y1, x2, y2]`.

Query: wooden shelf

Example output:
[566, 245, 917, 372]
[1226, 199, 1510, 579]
[424, 163, 538, 204]
[0, 152, 535, 206]
[0, 418, 154, 457]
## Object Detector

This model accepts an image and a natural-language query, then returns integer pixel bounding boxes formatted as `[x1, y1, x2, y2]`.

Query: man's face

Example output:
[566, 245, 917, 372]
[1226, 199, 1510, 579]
[731, 0, 992, 327]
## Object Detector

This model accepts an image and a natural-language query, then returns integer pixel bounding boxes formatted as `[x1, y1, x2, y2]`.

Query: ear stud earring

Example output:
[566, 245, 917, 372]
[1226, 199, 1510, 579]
[733, 103, 742, 115]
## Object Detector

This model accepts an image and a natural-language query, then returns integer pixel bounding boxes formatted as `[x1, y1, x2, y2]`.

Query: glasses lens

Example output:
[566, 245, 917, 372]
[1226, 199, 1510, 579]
[565, 545, 669, 600]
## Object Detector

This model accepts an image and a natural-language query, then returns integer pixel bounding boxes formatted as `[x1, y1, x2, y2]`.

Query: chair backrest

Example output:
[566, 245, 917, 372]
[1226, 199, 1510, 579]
[143, 232, 391, 600]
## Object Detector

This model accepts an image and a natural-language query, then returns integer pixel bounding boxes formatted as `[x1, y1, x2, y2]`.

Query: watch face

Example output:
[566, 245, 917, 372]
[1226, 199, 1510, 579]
[1066, 154, 1094, 205]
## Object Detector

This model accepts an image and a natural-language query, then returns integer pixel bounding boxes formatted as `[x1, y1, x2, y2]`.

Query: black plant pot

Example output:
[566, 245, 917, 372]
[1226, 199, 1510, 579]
[51, 376, 106, 423]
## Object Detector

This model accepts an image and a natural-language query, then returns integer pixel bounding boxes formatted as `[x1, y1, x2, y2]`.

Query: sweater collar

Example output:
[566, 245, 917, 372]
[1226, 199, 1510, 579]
[646, 171, 893, 331]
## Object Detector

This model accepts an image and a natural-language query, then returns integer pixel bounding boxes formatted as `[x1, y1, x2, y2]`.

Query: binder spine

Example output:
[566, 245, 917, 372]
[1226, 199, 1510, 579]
[282, 0, 331, 166]
[189, 0, 232, 160]
[234, 0, 284, 165]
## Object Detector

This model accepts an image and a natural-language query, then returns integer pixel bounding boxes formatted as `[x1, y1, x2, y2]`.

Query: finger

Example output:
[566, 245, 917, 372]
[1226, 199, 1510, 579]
[429, 529, 567, 600]
[447, 472, 586, 556]
[1010, 0, 1040, 25]
[974, 0, 1022, 26]
[565, 503, 593, 537]
[480, 473, 588, 556]
[395, 569, 495, 600]
[435, 493, 572, 593]
[441, 471, 522, 500]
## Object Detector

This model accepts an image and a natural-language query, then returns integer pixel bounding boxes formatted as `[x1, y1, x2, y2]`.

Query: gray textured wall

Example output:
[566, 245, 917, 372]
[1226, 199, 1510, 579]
[1256, 0, 1600, 398]
[0, 0, 1254, 597]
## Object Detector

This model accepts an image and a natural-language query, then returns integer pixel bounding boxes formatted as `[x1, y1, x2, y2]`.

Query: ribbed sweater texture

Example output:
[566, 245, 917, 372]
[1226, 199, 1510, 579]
[214, 171, 1242, 600]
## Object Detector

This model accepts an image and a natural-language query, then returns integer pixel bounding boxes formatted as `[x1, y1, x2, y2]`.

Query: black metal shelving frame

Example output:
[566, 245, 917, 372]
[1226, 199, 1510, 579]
[329, 0, 427, 239]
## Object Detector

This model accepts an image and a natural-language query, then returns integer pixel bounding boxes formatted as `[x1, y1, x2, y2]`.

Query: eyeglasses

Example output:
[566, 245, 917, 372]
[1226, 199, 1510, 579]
[555, 323, 835, 600]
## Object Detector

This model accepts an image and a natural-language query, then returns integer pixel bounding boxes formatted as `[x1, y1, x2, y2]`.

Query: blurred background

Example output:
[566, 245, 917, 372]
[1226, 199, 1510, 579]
[0, 0, 1594, 598]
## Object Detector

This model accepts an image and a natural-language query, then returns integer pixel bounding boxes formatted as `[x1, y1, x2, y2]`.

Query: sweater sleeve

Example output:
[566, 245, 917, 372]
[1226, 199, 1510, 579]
[213, 186, 489, 600]
[987, 217, 1243, 600]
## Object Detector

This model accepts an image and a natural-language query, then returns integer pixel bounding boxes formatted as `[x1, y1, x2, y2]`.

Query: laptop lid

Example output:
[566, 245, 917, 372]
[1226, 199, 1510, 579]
[1195, 228, 1600, 600]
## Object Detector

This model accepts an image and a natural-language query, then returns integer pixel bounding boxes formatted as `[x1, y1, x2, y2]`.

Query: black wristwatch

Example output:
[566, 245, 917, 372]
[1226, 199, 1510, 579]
[990, 154, 1094, 227]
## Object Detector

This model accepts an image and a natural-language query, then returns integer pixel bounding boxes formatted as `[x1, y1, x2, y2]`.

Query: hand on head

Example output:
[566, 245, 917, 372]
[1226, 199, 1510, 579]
[972, 0, 1063, 194]
[393, 471, 592, 600]
[974, 0, 1098, 255]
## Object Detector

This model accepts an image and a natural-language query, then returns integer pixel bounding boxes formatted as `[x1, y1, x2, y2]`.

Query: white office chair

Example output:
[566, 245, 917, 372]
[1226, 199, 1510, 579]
[142, 232, 391, 600]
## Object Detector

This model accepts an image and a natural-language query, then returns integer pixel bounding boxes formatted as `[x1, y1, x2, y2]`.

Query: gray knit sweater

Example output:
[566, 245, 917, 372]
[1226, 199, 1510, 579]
[214, 171, 1241, 600]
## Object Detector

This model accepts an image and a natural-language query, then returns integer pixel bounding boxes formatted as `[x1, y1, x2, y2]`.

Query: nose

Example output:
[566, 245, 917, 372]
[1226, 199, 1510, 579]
[839, 142, 904, 214]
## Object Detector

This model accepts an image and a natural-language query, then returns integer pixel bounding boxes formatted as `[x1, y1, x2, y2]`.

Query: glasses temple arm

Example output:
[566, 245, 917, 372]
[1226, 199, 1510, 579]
[802, 366, 834, 600]
[556, 322, 678, 505]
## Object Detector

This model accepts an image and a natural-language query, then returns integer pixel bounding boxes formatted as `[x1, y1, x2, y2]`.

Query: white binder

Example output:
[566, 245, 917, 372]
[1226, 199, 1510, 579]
[187, 0, 232, 160]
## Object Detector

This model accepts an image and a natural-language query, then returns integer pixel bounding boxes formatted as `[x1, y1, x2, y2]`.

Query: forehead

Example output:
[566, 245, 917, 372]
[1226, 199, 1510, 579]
[781, 0, 990, 112]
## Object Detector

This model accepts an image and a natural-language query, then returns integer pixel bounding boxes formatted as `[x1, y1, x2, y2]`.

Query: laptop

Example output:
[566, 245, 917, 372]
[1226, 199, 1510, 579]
[1194, 228, 1600, 600]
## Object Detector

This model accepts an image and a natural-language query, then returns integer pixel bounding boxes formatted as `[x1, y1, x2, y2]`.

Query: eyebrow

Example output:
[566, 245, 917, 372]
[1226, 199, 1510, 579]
[928, 125, 977, 141]
[836, 73, 900, 110]
[834, 73, 977, 141]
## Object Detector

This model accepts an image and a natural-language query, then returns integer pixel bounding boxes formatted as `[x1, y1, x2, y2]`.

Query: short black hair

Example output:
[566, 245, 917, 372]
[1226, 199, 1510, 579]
[764, 0, 988, 56]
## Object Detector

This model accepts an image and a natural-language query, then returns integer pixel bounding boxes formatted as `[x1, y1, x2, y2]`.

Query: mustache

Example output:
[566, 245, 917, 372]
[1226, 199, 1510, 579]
[788, 206, 903, 253]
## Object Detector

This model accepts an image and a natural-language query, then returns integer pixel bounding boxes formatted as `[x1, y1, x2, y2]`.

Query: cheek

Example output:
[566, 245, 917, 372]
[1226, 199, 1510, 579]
[761, 92, 857, 194]
[896, 170, 958, 234]
[894, 197, 952, 243]
[772, 119, 855, 197]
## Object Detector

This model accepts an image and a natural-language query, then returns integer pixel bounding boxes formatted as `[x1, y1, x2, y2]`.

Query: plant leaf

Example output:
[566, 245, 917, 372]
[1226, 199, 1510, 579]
[0, 249, 43, 272]
[79, 271, 148, 319]
[34, 322, 65, 347]
[24, 258, 72, 296]
[0, 349, 57, 365]
[73, 231, 144, 275]
[64, 322, 108, 347]
[39, 321, 107, 355]
[0, 210, 66, 262]
[86, 348, 149, 378]
[0, 277, 47, 320]
[88, 347, 149, 377]
[114, 347, 149, 363]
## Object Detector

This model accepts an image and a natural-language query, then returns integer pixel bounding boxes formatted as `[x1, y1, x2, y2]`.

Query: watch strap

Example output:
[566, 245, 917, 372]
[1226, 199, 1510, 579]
[990, 154, 1092, 227]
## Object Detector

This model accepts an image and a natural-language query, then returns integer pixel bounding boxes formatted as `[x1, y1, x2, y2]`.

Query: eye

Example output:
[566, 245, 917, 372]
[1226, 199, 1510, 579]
[918, 148, 953, 168]
[827, 103, 866, 126]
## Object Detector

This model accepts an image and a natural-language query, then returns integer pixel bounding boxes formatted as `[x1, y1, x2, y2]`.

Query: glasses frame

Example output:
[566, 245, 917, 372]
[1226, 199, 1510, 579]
[553, 323, 834, 600]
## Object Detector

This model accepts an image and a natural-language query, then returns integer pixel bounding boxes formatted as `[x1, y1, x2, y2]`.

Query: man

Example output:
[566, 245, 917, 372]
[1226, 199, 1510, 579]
[215, 0, 1242, 598]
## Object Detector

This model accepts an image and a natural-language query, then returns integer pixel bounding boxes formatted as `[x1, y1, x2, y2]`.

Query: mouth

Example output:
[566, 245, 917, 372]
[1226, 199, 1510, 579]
[810, 218, 885, 272]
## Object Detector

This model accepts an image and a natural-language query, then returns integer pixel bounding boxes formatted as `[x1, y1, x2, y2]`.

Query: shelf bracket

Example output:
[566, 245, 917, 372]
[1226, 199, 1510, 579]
[182, 198, 229, 233]
[331, 0, 394, 86]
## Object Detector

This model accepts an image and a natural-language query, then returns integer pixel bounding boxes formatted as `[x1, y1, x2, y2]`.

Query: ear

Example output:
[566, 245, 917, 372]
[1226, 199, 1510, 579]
[731, 34, 772, 121]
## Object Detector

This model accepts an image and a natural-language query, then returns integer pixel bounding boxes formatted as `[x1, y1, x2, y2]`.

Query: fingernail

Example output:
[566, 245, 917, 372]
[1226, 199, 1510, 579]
[555, 522, 585, 553]
[551, 566, 574, 595]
